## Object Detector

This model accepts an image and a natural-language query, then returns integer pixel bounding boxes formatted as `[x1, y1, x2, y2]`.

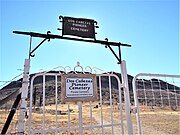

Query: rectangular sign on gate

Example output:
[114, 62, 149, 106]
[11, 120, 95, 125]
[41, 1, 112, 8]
[62, 16, 95, 39]
[61, 74, 98, 102]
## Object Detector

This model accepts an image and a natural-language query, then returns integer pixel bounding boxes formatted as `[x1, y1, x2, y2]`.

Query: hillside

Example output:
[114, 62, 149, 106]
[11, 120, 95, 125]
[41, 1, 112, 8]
[0, 71, 179, 107]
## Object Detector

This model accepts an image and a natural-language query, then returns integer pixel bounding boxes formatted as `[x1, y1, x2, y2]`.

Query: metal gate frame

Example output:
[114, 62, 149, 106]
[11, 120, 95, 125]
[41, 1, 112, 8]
[1, 59, 135, 134]
[133, 73, 180, 134]
[27, 69, 128, 134]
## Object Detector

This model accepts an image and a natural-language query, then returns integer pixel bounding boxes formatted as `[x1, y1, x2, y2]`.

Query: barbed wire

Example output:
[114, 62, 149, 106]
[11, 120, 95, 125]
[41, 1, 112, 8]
[0, 73, 23, 89]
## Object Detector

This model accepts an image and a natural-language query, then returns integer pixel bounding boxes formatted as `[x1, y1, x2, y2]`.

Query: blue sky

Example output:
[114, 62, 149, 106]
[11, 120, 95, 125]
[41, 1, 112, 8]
[0, 0, 179, 88]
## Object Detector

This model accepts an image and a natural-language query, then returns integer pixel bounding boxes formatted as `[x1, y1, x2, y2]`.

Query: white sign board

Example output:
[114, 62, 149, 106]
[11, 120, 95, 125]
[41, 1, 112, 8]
[65, 78, 94, 98]
[61, 74, 97, 102]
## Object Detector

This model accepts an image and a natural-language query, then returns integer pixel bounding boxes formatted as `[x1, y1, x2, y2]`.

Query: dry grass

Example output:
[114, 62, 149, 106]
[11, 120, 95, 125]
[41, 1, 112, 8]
[135, 106, 180, 135]
[0, 104, 179, 135]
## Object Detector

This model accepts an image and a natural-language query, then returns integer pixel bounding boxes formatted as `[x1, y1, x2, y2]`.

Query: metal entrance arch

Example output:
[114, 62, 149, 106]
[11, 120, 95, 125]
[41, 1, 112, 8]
[9, 16, 135, 134]
[28, 66, 126, 135]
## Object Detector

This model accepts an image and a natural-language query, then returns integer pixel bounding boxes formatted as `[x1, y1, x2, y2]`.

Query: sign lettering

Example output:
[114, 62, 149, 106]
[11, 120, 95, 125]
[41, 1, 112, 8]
[65, 78, 93, 98]
[61, 74, 98, 102]
[62, 17, 95, 39]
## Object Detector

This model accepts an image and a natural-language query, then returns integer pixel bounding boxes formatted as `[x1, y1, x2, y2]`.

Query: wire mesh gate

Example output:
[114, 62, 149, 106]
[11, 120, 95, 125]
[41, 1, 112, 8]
[133, 73, 180, 135]
[28, 72, 126, 135]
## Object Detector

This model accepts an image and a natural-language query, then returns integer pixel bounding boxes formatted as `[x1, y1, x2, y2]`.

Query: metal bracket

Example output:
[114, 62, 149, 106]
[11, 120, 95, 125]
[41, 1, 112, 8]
[29, 31, 51, 58]
[94, 21, 99, 36]
[105, 38, 122, 64]
[57, 16, 63, 32]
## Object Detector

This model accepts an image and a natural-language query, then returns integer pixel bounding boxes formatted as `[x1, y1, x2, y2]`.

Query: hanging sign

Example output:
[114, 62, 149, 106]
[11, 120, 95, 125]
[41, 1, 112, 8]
[62, 16, 95, 39]
[61, 74, 97, 102]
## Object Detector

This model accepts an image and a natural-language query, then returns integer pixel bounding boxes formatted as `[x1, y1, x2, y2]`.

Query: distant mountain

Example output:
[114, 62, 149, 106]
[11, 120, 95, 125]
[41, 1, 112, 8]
[0, 71, 179, 107]
[0, 71, 130, 90]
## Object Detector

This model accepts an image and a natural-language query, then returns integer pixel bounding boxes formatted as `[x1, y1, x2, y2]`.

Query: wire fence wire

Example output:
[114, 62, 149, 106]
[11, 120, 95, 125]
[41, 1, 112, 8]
[0, 72, 23, 89]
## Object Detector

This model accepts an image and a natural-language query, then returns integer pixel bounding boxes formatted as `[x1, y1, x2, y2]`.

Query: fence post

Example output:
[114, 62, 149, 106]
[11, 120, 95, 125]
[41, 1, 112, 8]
[133, 74, 142, 135]
[120, 60, 133, 134]
[78, 101, 83, 135]
[18, 59, 30, 134]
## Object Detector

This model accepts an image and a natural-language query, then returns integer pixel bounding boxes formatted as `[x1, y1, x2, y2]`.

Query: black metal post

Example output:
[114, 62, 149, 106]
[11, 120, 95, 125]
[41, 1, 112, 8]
[1, 93, 21, 134]
[118, 45, 122, 64]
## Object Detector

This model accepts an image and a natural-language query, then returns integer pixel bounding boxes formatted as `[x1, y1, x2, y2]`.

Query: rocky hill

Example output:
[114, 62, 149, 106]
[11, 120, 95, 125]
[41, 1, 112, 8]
[0, 71, 179, 107]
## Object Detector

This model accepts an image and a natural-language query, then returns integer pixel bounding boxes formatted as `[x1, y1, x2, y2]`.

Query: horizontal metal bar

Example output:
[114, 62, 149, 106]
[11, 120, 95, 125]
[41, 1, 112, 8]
[13, 31, 131, 47]
[30, 38, 47, 56]
[31, 123, 122, 134]
[134, 73, 180, 80]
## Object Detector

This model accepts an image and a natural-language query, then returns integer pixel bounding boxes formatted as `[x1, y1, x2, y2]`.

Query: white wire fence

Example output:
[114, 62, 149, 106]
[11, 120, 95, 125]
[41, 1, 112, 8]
[134, 74, 180, 109]
[133, 73, 180, 135]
